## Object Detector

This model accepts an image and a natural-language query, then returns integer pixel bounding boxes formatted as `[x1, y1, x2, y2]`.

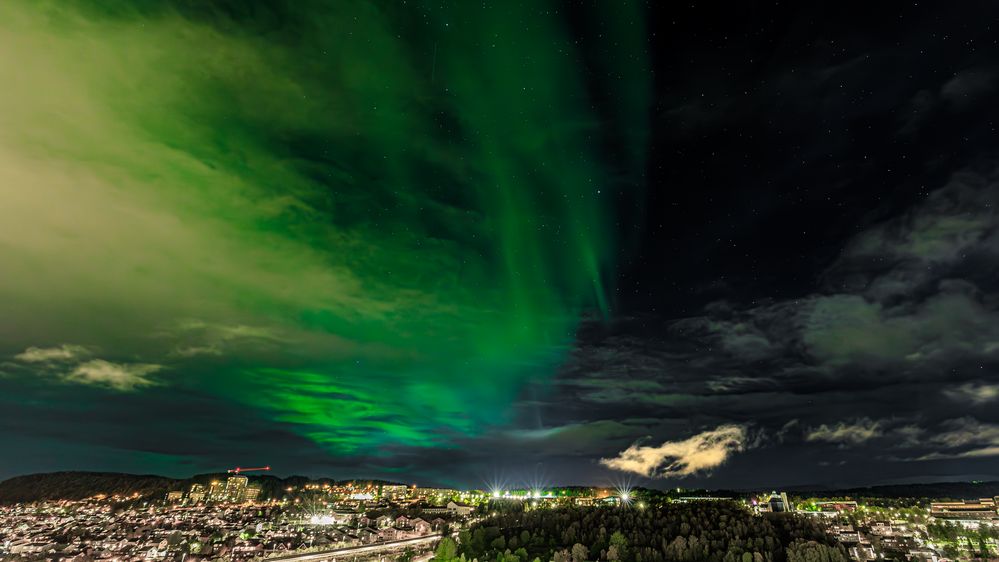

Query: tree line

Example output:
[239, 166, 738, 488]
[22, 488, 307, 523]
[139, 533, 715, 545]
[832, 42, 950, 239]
[430, 502, 847, 562]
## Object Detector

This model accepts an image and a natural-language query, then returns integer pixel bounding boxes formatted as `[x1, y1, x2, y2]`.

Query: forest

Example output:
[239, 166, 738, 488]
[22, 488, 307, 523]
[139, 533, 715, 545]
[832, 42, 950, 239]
[442, 502, 848, 562]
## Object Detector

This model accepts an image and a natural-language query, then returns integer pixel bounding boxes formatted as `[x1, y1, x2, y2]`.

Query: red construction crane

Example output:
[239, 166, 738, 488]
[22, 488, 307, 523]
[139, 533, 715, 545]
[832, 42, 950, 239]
[227, 466, 271, 474]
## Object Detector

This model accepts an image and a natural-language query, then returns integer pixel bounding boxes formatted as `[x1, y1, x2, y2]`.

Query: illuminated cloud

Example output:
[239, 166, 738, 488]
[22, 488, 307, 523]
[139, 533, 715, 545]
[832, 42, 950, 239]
[928, 418, 999, 450]
[165, 321, 283, 358]
[944, 382, 999, 405]
[897, 418, 999, 461]
[64, 360, 161, 392]
[600, 425, 746, 478]
[805, 418, 883, 445]
[15, 344, 90, 363]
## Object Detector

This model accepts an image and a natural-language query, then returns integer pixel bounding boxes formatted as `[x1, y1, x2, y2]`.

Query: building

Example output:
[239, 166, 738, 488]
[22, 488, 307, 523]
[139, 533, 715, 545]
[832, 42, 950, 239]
[930, 498, 998, 520]
[379, 527, 402, 541]
[815, 501, 858, 513]
[188, 483, 206, 503]
[165, 491, 183, 503]
[208, 481, 225, 502]
[244, 484, 262, 503]
[411, 487, 457, 503]
[446, 501, 474, 517]
[380, 484, 408, 501]
[766, 492, 792, 513]
[410, 518, 432, 535]
[224, 476, 249, 503]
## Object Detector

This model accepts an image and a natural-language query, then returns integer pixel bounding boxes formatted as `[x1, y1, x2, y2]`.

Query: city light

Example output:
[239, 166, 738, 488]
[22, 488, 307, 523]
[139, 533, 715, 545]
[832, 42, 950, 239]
[613, 480, 634, 506]
[308, 514, 336, 525]
[4, 479, 994, 561]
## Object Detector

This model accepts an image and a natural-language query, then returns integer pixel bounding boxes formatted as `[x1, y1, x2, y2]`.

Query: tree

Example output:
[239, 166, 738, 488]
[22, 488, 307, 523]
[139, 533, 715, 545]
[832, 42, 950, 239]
[435, 538, 459, 562]
[499, 549, 521, 562]
[571, 543, 589, 562]
[668, 536, 690, 561]
[553, 549, 571, 562]
[610, 532, 627, 553]
[785, 540, 847, 562]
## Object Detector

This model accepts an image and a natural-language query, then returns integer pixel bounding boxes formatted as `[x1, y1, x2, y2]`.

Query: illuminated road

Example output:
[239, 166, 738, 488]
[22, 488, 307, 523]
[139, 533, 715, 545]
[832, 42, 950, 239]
[263, 534, 443, 562]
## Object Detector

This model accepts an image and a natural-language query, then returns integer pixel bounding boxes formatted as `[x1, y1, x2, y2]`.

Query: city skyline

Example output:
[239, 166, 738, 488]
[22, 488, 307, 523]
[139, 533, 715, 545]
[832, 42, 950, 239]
[3, 471, 998, 561]
[2, 1, 999, 490]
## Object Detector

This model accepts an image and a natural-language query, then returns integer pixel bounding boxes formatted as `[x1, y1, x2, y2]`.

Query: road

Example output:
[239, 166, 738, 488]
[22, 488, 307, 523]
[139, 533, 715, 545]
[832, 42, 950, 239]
[263, 534, 442, 562]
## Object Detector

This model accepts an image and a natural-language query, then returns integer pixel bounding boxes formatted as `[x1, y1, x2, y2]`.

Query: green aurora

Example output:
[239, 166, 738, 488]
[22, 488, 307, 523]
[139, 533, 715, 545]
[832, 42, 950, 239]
[0, 1, 649, 459]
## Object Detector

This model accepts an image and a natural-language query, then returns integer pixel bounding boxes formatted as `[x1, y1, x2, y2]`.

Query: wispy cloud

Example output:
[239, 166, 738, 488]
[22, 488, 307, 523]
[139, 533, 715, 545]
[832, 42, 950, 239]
[64, 359, 161, 392]
[805, 418, 883, 445]
[600, 425, 746, 478]
[899, 418, 999, 461]
[944, 382, 999, 405]
[165, 320, 285, 358]
[928, 417, 999, 449]
[15, 344, 90, 363]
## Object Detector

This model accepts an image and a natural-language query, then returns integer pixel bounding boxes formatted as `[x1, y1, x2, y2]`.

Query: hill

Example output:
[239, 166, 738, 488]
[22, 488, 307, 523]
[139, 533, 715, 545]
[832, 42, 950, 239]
[0, 471, 180, 504]
[0, 471, 407, 504]
[3, 471, 997, 505]
[792, 481, 999, 500]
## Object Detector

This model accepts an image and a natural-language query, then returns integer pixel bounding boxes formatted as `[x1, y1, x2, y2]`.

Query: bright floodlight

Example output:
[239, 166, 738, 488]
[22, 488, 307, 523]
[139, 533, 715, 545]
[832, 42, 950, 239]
[620, 491, 631, 502]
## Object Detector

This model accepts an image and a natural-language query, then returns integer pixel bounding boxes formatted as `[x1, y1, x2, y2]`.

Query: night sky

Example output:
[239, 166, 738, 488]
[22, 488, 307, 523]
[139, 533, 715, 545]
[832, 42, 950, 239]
[1, 1, 998, 490]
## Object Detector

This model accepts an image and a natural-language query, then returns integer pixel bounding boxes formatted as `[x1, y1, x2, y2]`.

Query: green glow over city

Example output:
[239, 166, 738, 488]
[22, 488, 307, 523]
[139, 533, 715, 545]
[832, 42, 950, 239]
[0, 0, 649, 454]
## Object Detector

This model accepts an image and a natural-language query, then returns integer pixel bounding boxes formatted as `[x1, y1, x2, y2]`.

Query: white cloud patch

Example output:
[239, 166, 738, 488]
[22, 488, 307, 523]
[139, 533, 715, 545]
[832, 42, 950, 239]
[928, 417, 999, 448]
[600, 425, 746, 478]
[15, 344, 90, 363]
[165, 320, 287, 358]
[64, 359, 161, 391]
[172, 344, 223, 358]
[904, 418, 999, 461]
[805, 418, 883, 445]
[944, 382, 999, 405]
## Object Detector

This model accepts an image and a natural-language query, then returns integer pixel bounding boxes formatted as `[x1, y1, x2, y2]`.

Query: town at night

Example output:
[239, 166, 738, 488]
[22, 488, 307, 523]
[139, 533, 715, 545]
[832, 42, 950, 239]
[3, 473, 999, 561]
[2, 0, 999, 561]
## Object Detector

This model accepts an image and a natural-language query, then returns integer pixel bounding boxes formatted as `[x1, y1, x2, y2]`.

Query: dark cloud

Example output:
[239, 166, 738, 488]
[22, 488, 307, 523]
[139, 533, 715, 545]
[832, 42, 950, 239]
[545, 160, 999, 486]
[516, 0, 999, 488]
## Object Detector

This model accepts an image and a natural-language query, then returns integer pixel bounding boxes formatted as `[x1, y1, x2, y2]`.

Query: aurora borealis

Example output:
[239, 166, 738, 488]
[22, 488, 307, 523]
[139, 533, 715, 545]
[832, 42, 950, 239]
[4, 1, 999, 488]
[0, 0, 649, 472]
